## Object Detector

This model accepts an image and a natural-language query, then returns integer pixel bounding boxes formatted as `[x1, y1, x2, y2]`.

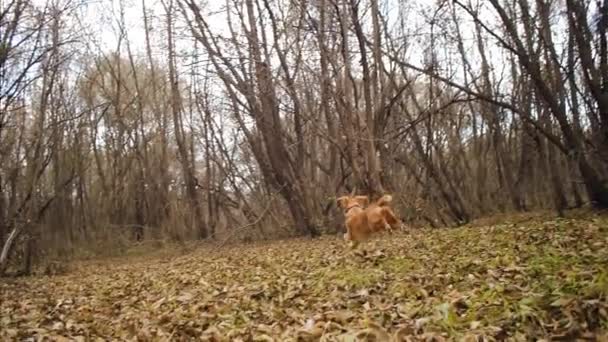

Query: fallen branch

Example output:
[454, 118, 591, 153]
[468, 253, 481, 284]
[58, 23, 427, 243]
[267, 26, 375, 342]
[212, 184, 286, 251]
[0, 225, 22, 276]
[213, 201, 274, 250]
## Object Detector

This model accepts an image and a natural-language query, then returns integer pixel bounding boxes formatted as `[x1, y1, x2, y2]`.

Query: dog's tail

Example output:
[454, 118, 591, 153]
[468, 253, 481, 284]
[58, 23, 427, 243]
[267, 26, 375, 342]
[376, 194, 393, 207]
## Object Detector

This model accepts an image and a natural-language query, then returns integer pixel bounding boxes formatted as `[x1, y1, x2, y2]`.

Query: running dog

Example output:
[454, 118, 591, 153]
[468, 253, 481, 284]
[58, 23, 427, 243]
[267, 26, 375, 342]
[337, 193, 402, 246]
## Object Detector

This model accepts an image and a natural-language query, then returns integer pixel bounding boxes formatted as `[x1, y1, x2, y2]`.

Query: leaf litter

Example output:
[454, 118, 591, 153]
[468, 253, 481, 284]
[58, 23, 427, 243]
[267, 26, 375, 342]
[1, 215, 608, 340]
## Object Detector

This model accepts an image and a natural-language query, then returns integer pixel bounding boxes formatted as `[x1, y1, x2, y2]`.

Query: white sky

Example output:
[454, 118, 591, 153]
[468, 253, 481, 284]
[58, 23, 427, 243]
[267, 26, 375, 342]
[72, 0, 439, 64]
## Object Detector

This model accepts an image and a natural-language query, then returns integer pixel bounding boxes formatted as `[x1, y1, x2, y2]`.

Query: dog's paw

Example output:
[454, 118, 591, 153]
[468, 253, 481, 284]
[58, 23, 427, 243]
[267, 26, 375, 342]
[384, 223, 394, 234]
[347, 240, 360, 249]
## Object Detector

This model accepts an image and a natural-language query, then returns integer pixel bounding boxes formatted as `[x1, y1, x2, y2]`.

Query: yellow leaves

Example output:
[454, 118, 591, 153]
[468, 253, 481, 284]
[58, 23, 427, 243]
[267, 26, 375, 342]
[201, 326, 227, 341]
[417, 288, 429, 299]
[550, 296, 574, 308]
[1, 216, 608, 339]
[151, 296, 166, 310]
[176, 291, 194, 303]
[355, 320, 391, 341]
[296, 318, 325, 339]
[51, 321, 65, 331]
[469, 320, 481, 329]
[4, 329, 19, 338]
[253, 334, 276, 341]
[326, 310, 355, 324]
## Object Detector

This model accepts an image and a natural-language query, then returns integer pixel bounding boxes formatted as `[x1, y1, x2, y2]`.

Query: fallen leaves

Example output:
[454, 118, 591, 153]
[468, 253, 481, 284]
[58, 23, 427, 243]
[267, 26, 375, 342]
[1, 215, 608, 340]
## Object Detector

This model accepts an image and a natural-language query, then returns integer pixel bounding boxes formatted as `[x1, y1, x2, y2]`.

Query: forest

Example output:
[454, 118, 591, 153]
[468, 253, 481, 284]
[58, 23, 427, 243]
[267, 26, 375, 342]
[1, 0, 607, 339]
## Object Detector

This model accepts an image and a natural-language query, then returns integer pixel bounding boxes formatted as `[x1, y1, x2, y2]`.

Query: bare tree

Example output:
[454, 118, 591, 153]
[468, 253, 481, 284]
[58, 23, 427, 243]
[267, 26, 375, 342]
[3, 0, 608, 273]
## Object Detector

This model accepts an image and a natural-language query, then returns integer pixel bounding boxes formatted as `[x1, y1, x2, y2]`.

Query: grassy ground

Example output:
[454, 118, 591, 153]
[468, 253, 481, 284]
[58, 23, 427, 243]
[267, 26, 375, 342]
[1, 212, 607, 341]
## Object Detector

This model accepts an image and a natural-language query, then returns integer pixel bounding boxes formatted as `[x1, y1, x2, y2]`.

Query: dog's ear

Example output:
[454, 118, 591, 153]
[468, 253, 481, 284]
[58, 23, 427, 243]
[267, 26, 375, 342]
[355, 195, 369, 206]
[336, 196, 349, 208]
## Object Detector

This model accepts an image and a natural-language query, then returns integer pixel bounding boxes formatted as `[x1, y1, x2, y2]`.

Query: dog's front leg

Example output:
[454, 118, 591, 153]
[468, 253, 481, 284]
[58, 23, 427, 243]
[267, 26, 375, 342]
[343, 228, 352, 242]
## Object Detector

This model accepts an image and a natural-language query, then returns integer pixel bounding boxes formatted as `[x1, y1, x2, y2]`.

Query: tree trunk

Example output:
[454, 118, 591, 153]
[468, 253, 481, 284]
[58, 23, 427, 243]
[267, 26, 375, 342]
[489, 0, 608, 208]
[165, 0, 207, 238]
[244, 0, 318, 237]
[350, 0, 384, 196]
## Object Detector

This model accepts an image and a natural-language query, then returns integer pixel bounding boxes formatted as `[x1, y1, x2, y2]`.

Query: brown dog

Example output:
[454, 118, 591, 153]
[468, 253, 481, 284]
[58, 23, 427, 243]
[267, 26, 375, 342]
[337, 193, 402, 246]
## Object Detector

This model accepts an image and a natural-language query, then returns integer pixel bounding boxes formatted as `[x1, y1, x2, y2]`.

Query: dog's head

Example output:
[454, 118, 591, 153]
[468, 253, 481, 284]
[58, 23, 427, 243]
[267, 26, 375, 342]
[336, 195, 369, 212]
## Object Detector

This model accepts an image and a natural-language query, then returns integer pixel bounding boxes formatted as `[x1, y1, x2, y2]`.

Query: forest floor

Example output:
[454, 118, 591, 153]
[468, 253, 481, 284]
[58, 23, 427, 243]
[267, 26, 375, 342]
[1, 211, 608, 341]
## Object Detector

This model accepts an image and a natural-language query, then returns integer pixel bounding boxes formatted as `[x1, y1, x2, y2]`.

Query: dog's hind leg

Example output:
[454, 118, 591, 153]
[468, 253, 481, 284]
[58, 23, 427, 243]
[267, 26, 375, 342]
[382, 208, 401, 230]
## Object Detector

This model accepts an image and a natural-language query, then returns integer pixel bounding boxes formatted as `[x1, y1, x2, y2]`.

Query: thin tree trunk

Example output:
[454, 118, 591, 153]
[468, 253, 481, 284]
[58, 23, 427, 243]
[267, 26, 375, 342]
[164, 0, 207, 238]
[350, 0, 384, 196]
